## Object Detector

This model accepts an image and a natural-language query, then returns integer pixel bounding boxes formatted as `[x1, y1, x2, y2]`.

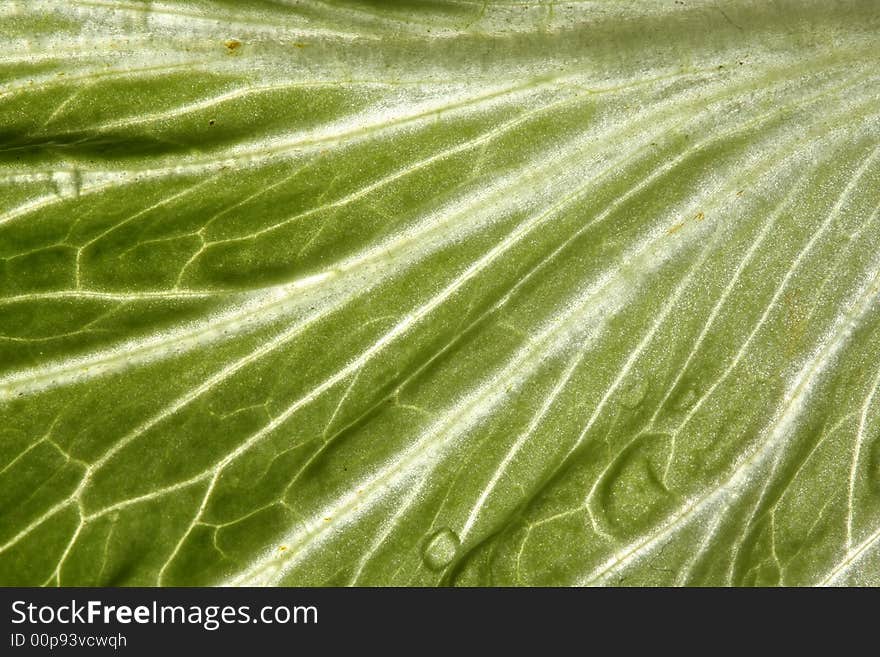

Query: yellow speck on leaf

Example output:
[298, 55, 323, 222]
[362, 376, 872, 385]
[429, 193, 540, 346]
[668, 222, 685, 235]
[279, 546, 287, 551]
[224, 39, 242, 53]
[694, 211, 705, 221]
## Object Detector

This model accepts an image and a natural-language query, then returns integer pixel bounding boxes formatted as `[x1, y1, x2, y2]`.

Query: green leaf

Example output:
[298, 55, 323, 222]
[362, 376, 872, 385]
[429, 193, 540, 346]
[1, 0, 879, 586]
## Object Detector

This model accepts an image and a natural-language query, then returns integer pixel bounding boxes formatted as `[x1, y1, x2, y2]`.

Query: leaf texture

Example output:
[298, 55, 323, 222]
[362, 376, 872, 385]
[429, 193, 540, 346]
[0, 0, 879, 586]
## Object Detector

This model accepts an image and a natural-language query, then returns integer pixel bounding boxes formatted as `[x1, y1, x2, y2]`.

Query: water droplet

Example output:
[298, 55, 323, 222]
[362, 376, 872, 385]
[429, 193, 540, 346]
[52, 170, 80, 199]
[673, 387, 697, 410]
[596, 432, 673, 531]
[422, 528, 459, 571]
[619, 380, 647, 409]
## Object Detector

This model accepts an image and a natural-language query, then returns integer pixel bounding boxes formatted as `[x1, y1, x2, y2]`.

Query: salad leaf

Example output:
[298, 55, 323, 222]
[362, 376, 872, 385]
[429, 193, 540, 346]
[1, 0, 879, 586]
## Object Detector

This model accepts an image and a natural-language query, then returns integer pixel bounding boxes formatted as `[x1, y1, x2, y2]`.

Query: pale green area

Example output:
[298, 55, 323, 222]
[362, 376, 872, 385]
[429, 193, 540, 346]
[0, 0, 879, 586]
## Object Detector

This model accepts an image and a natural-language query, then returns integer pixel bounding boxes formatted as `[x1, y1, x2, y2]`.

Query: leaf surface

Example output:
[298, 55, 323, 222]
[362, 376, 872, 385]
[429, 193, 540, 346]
[1, 0, 879, 586]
